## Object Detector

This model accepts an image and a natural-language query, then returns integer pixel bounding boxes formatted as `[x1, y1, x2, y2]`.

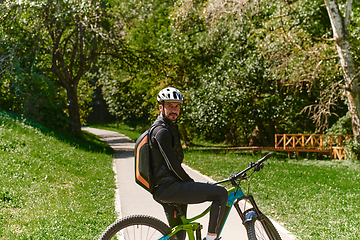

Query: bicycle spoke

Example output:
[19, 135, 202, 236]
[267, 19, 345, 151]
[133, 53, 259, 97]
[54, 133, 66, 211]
[254, 220, 270, 239]
[114, 225, 164, 240]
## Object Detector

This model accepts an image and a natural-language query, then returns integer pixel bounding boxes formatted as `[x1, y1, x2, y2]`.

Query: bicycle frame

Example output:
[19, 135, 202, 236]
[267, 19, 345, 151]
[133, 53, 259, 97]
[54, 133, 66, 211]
[158, 185, 263, 240]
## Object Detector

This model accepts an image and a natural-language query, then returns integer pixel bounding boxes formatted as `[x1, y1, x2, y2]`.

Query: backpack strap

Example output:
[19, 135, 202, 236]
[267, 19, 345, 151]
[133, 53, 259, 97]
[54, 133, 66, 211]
[148, 121, 164, 149]
[148, 120, 173, 183]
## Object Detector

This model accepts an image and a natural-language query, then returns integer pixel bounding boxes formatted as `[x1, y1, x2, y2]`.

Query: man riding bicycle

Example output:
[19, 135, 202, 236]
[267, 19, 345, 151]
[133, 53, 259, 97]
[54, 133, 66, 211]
[149, 87, 228, 240]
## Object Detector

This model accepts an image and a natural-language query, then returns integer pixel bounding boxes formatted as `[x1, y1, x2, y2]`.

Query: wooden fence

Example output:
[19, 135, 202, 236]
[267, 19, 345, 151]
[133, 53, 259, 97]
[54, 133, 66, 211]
[192, 134, 353, 160]
[274, 134, 353, 160]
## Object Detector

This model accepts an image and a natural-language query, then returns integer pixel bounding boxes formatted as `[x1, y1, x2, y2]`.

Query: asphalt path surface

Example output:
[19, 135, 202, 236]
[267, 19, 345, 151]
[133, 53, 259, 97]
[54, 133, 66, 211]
[83, 127, 297, 240]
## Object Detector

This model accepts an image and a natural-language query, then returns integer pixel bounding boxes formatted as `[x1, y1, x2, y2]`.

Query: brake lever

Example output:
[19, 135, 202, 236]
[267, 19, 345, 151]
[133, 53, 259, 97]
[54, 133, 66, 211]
[230, 172, 238, 186]
[229, 172, 239, 179]
[229, 172, 246, 186]
[254, 162, 270, 172]
[233, 173, 246, 194]
[254, 163, 263, 172]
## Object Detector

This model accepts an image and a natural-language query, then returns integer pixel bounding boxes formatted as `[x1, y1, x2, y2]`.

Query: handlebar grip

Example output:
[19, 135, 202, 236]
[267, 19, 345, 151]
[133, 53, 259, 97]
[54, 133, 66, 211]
[256, 152, 273, 164]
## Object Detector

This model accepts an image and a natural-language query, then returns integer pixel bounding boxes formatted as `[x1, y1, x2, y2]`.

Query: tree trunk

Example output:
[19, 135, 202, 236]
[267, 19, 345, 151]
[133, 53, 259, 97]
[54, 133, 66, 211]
[66, 85, 82, 136]
[324, 0, 359, 136]
[180, 123, 191, 148]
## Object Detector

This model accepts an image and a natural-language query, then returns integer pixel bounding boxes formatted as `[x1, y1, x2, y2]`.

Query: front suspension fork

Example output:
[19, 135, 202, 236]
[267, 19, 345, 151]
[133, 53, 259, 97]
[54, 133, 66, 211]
[233, 195, 264, 224]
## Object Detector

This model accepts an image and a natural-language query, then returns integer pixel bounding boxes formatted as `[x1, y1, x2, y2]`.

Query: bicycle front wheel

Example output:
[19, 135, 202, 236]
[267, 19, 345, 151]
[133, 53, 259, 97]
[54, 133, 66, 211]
[246, 214, 282, 240]
[99, 215, 172, 240]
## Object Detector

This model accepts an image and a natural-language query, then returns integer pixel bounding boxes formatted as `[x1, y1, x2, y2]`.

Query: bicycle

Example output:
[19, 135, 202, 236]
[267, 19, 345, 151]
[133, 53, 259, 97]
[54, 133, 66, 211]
[99, 152, 282, 240]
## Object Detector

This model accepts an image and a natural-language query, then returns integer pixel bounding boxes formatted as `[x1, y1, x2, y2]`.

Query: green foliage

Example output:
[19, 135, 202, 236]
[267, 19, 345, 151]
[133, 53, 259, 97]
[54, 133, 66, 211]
[327, 112, 353, 135]
[171, 0, 328, 145]
[99, 63, 159, 124]
[348, 1, 360, 79]
[99, 0, 353, 147]
[1, 0, 358, 144]
[14, 72, 68, 129]
[0, 46, 69, 128]
[99, 0, 186, 124]
[0, 111, 116, 239]
[0, 77, 20, 112]
[326, 112, 360, 160]
[78, 75, 95, 125]
[0, 0, 129, 134]
[345, 138, 360, 161]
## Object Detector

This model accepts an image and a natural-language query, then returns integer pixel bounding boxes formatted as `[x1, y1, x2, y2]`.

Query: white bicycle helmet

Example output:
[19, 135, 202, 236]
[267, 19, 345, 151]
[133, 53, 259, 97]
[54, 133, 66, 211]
[157, 87, 184, 104]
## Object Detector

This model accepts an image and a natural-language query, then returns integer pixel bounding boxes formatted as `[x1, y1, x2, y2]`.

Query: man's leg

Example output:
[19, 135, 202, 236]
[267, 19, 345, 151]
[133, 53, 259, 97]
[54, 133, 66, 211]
[155, 181, 228, 235]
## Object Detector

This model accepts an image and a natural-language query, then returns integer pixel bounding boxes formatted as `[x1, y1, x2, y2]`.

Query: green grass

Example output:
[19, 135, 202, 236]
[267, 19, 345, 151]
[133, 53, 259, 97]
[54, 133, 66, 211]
[0, 112, 117, 239]
[183, 151, 360, 240]
[88, 123, 145, 142]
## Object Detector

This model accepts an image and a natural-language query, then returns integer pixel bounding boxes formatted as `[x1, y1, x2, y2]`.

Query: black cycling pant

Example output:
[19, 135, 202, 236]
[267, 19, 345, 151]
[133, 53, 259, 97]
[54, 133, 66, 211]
[153, 181, 228, 240]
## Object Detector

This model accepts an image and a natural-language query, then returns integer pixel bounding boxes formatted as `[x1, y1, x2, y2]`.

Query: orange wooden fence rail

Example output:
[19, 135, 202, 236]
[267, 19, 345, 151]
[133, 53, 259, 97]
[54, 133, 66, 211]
[192, 134, 353, 160]
[275, 134, 353, 160]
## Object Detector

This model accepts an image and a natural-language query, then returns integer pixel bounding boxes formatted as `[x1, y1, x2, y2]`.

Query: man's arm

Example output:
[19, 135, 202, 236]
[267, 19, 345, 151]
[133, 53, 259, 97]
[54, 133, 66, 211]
[154, 128, 194, 182]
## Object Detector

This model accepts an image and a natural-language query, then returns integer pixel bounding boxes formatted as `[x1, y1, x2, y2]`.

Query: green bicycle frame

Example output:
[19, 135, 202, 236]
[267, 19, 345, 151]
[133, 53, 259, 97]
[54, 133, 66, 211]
[158, 187, 245, 240]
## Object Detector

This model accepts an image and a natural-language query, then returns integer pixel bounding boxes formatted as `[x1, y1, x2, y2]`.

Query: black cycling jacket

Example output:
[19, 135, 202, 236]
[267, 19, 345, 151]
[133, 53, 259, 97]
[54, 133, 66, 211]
[150, 114, 193, 186]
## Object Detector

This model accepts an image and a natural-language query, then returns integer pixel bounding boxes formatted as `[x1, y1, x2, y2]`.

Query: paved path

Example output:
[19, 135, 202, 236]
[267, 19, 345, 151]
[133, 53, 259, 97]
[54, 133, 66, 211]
[83, 127, 297, 240]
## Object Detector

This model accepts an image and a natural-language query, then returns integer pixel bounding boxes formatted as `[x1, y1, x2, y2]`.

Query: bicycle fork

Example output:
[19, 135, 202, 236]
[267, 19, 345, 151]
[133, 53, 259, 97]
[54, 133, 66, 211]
[233, 194, 267, 223]
[234, 194, 275, 237]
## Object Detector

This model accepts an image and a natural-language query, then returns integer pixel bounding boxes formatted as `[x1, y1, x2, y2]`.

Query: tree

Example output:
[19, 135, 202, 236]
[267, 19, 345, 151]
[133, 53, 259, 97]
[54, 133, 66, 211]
[168, 0, 324, 145]
[1, 0, 124, 135]
[101, 0, 333, 145]
[99, 0, 187, 125]
[79, 0, 357, 146]
[324, 0, 360, 136]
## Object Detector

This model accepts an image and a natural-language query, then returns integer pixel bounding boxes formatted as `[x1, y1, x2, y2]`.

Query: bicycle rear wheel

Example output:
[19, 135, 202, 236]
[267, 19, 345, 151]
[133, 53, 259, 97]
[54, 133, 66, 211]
[99, 215, 172, 240]
[246, 214, 282, 240]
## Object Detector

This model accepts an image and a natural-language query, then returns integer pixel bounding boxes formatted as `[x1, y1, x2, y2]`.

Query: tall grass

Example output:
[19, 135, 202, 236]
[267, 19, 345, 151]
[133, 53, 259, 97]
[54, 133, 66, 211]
[0, 112, 116, 239]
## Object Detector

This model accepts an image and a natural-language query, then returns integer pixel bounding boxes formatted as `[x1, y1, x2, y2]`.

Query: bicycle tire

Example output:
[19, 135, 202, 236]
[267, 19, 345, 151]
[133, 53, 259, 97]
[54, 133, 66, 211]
[99, 215, 172, 240]
[246, 214, 282, 240]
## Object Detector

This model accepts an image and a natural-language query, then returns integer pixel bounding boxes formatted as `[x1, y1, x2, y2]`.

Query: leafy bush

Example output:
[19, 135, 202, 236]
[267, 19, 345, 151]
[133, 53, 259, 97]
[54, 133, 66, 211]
[327, 112, 360, 160]
[327, 112, 353, 135]
[345, 138, 360, 160]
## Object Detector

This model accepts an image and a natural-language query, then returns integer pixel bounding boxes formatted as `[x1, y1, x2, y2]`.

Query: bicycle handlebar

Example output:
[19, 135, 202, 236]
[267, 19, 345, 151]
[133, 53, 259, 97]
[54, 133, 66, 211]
[214, 152, 273, 185]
